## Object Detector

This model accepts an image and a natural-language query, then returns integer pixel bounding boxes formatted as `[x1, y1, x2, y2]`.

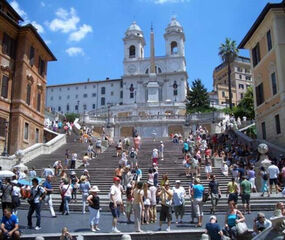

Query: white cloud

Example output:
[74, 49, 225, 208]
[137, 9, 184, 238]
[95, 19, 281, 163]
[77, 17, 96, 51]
[151, 0, 190, 3]
[48, 8, 79, 33]
[65, 47, 84, 57]
[68, 24, 92, 42]
[31, 21, 45, 34]
[10, 0, 27, 20]
[40, 1, 45, 7]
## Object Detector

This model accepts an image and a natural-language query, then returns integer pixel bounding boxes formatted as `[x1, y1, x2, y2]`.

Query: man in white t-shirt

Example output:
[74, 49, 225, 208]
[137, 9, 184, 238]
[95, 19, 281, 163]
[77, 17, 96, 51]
[109, 177, 123, 233]
[268, 163, 280, 195]
[172, 180, 186, 224]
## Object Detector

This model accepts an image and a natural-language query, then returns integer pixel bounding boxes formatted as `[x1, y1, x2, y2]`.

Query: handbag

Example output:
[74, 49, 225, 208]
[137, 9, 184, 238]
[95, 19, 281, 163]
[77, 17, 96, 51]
[236, 221, 248, 235]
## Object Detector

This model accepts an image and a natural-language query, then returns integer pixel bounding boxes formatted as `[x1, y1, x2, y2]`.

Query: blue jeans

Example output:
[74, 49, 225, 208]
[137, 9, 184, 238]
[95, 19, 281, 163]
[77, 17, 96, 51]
[64, 196, 71, 214]
[27, 202, 41, 227]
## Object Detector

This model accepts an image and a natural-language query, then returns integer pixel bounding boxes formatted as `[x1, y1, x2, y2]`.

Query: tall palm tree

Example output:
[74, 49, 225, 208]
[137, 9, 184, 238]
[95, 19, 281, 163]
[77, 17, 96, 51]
[219, 38, 239, 109]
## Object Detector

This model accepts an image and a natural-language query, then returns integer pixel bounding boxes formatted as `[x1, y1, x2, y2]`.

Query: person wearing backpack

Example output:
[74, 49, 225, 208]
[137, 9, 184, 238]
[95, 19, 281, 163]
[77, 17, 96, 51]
[27, 178, 46, 230]
[259, 166, 269, 197]
[129, 148, 137, 168]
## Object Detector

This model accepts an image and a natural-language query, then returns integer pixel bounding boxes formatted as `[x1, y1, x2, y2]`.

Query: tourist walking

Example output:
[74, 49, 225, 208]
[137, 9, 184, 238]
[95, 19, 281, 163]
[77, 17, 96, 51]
[159, 141, 164, 161]
[157, 181, 173, 232]
[148, 180, 157, 223]
[129, 147, 137, 168]
[70, 153, 77, 169]
[60, 178, 72, 215]
[125, 183, 134, 223]
[223, 200, 245, 240]
[205, 215, 223, 240]
[259, 166, 269, 197]
[142, 182, 151, 224]
[268, 162, 280, 195]
[191, 178, 204, 227]
[152, 149, 159, 166]
[172, 180, 186, 224]
[116, 139, 123, 157]
[11, 180, 21, 215]
[87, 186, 101, 232]
[240, 175, 252, 214]
[133, 182, 144, 232]
[79, 176, 91, 214]
[42, 175, 56, 217]
[247, 166, 256, 192]
[27, 178, 46, 230]
[109, 177, 124, 233]
[227, 178, 239, 203]
[208, 175, 221, 214]
[70, 171, 79, 201]
[1, 178, 13, 214]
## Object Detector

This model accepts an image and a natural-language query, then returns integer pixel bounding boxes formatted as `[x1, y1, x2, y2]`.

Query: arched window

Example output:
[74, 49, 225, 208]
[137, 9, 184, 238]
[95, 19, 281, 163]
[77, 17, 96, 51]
[171, 41, 178, 55]
[37, 92, 41, 112]
[129, 45, 136, 58]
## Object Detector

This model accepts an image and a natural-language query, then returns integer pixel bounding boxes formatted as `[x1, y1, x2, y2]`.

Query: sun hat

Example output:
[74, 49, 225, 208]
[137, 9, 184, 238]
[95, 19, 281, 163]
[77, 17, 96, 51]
[89, 185, 100, 193]
[153, 148, 158, 152]
[121, 235, 132, 240]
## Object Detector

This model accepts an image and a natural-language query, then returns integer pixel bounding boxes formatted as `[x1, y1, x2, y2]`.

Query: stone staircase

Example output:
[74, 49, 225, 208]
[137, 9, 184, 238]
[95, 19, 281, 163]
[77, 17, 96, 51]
[23, 136, 283, 213]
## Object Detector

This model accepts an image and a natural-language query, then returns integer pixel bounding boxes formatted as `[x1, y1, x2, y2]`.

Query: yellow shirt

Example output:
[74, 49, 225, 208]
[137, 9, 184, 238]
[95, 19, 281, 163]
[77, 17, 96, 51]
[227, 182, 238, 193]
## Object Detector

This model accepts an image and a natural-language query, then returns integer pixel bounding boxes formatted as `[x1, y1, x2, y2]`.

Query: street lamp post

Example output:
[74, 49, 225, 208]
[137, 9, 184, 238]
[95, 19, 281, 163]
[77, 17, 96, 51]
[1, 120, 9, 156]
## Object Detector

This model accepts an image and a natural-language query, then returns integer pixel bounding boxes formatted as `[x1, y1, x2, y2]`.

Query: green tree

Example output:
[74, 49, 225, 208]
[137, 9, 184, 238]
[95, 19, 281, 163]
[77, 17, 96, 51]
[235, 86, 255, 119]
[65, 113, 80, 122]
[219, 38, 239, 109]
[186, 79, 211, 113]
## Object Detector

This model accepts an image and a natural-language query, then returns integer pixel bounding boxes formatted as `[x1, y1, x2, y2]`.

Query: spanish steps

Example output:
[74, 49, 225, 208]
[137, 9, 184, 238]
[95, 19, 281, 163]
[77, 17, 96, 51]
[24, 132, 283, 213]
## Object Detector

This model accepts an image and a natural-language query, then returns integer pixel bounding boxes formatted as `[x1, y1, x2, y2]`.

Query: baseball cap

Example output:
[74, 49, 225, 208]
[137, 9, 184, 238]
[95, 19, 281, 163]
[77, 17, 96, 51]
[175, 180, 181, 184]
[113, 177, 121, 182]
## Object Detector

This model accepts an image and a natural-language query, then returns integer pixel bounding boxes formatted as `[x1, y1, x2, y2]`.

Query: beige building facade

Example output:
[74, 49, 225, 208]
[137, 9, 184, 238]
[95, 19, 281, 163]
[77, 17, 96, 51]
[0, 0, 56, 154]
[239, 0, 285, 147]
[213, 56, 253, 107]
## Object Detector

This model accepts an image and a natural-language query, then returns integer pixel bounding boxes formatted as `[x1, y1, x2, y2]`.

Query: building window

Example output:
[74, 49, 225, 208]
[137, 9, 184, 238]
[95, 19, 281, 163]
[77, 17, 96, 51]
[245, 69, 250, 73]
[51, 89, 53, 92]
[261, 122, 266, 140]
[120, 91, 123, 98]
[84, 85, 87, 89]
[66, 104, 69, 111]
[0, 118, 6, 137]
[238, 84, 244, 89]
[240, 93, 244, 99]
[237, 67, 242, 72]
[267, 30, 272, 51]
[92, 104, 95, 109]
[174, 89, 178, 96]
[67, 87, 70, 90]
[120, 80, 123, 88]
[1, 75, 9, 98]
[111, 91, 114, 96]
[24, 122, 29, 140]
[76, 86, 78, 90]
[38, 57, 46, 76]
[59, 88, 61, 91]
[75, 94, 78, 98]
[222, 91, 225, 97]
[93, 85, 96, 88]
[275, 114, 281, 134]
[59, 96, 61, 100]
[239, 75, 242, 80]
[29, 46, 35, 66]
[35, 128, 39, 143]
[2, 33, 15, 58]
[129, 84, 134, 98]
[37, 93, 41, 112]
[130, 92, 134, 98]
[101, 87, 105, 95]
[50, 97, 53, 101]
[26, 84, 31, 105]
[111, 83, 113, 87]
[171, 41, 178, 54]
[129, 45, 135, 58]
[83, 93, 88, 98]
[92, 93, 96, 97]
[252, 43, 261, 67]
[67, 95, 70, 99]
[75, 105, 78, 111]
[271, 72, 277, 96]
[255, 83, 264, 106]
[58, 106, 61, 111]
[245, 76, 251, 81]
[83, 104, 87, 110]
[101, 97, 105, 105]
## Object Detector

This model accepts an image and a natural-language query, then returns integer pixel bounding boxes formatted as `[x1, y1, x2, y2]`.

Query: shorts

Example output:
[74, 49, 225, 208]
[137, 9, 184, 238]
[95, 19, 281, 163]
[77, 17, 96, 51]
[269, 178, 278, 185]
[174, 204, 185, 217]
[205, 165, 212, 173]
[228, 193, 238, 203]
[241, 193, 250, 204]
[109, 202, 120, 218]
[160, 205, 172, 222]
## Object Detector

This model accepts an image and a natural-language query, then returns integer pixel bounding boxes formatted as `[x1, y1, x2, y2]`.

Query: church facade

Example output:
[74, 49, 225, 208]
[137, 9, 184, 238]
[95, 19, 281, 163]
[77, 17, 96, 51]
[46, 18, 188, 137]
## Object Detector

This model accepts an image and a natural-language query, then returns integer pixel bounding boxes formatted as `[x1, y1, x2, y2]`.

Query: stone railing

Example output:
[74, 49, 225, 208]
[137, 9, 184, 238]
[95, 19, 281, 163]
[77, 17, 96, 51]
[0, 129, 66, 170]
[186, 111, 226, 123]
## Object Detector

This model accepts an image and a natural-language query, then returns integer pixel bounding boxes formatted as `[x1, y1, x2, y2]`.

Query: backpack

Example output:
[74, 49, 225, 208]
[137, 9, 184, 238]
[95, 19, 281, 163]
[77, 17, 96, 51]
[263, 173, 268, 181]
[130, 151, 135, 158]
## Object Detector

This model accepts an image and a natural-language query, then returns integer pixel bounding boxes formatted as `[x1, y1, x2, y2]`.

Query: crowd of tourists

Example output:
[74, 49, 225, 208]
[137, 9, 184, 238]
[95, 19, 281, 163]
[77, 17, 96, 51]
[1, 125, 285, 239]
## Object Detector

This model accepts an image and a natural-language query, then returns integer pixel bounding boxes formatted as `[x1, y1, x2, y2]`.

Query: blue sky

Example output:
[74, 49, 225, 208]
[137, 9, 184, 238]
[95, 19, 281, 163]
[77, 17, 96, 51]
[11, 0, 281, 91]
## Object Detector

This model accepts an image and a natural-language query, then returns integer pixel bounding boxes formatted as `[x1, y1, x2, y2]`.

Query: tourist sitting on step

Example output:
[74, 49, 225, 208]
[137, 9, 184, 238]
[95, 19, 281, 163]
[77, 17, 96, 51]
[60, 227, 73, 240]
[252, 212, 272, 237]
[53, 160, 63, 176]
